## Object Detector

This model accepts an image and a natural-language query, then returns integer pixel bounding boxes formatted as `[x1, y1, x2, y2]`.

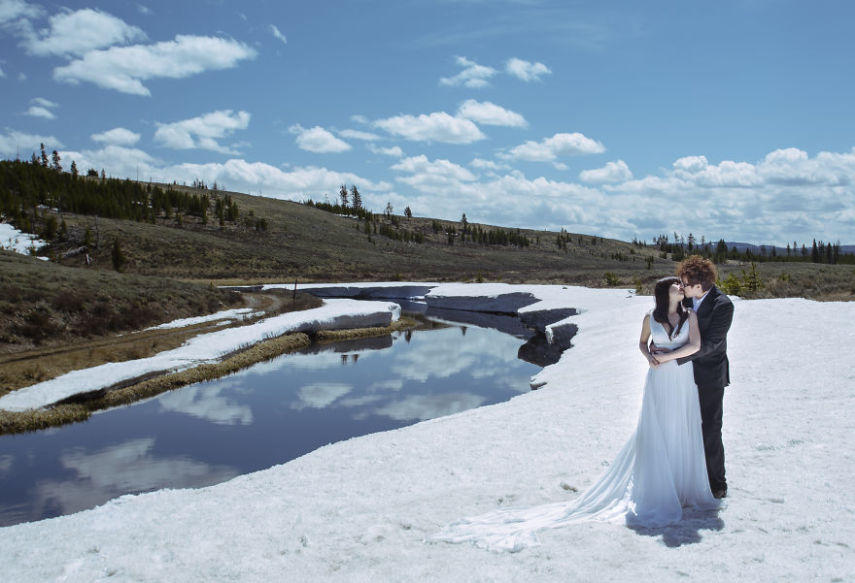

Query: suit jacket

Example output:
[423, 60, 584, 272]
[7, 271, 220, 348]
[677, 285, 734, 389]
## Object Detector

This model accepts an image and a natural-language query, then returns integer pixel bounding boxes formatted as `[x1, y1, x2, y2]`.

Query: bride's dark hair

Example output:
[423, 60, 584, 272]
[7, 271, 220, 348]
[653, 276, 687, 338]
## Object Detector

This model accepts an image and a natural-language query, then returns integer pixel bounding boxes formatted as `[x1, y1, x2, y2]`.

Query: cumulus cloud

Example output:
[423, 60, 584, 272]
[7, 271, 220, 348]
[374, 111, 485, 144]
[22, 8, 146, 57]
[91, 127, 140, 146]
[505, 132, 606, 163]
[289, 124, 352, 153]
[270, 24, 287, 45]
[456, 99, 527, 128]
[368, 144, 404, 157]
[579, 160, 632, 183]
[0, 129, 62, 158]
[0, 0, 42, 25]
[338, 129, 381, 141]
[505, 58, 551, 82]
[54, 35, 257, 96]
[439, 56, 497, 88]
[155, 110, 250, 154]
[57, 142, 392, 204]
[470, 158, 510, 172]
[391, 155, 477, 192]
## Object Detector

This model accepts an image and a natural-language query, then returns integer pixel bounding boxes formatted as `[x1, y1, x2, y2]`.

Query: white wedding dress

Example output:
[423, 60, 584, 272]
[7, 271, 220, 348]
[431, 312, 719, 552]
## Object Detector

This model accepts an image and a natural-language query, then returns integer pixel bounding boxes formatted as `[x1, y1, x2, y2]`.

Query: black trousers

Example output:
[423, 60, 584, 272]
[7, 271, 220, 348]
[697, 384, 726, 491]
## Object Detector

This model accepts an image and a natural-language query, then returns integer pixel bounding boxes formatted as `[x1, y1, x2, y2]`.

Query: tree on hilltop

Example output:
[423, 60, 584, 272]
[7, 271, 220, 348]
[350, 185, 361, 211]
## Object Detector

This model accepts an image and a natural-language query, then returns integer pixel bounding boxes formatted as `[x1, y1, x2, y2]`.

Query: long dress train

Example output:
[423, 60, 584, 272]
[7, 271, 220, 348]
[430, 312, 719, 552]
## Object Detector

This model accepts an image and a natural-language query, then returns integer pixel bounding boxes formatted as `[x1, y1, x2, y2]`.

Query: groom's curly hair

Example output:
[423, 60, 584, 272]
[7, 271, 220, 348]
[677, 255, 718, 291]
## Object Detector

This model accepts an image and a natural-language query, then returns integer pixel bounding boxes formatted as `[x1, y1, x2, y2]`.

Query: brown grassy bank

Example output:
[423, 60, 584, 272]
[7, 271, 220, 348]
[0, 285, 322, 397]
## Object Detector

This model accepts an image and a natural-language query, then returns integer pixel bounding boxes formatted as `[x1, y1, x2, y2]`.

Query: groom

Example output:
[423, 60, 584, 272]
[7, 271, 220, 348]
[671, 255, 734, 499]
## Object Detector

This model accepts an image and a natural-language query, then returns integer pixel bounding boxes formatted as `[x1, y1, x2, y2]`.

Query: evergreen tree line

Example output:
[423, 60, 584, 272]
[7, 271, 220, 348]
[648, 232, 853, 265]
[0, 158, 243, 234]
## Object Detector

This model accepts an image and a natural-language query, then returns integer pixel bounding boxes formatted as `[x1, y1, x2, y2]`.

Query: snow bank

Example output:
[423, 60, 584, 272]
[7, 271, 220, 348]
[0, 222, 47, 256]
[145, 308, 260, 330]
[1, 286, 853, 582]
[0, 299, 400, 412]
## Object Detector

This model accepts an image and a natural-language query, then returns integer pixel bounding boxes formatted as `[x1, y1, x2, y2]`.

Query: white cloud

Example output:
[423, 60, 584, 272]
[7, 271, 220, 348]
[470, 158, 510, 172]
[368, 144, 404, 157]
[505, 57, 552, 82]
[289, 124, 352, 153]
[0, 129, 62, 158]
[456, 99, 527, 128]
[155, 110, 250, 154]
[374, 111, 485, 144]
[54, 35, 257, 96]
[391, 155, 477, 191]
[25, 106, 54, 119]
[91, 127, 140, 146]
[58, 141, 391, 203]
[439, 56, 497, 88]
[0, 0, 41, 24]
[505, 132, 606, 162]
[338, 129, 381, 141]
[0, 65, 5, 78]
[579, 160, 632, 183]
[30, 97, 56, 108]
[270, 24, 287, 45]
[22, 8, 145, 57]
[25, 96, 58, 119]
[672, 155, 709, 174]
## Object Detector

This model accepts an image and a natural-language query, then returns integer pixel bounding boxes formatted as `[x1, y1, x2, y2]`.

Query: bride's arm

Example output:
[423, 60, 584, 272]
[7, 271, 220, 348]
[655, 311, 701, 363]
[638, 314, 660, 367]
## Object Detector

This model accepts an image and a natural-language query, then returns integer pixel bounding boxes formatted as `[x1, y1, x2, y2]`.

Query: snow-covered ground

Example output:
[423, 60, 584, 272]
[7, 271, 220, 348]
[144, 307, 261, 330]
[0, 222, 47, 257]
[1, 284, 853, 582]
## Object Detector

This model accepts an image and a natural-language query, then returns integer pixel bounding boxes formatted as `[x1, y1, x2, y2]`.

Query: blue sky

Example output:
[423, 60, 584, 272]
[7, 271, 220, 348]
[1, 0, 853, 246]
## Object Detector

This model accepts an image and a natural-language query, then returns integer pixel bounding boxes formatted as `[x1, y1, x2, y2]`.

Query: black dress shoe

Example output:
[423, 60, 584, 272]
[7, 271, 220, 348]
[712, 488, 727, 499]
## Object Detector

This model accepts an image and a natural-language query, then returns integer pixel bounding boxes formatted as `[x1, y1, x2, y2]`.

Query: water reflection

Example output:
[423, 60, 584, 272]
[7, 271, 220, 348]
[0, 310, 541, 526]
[159, 381, 254, 425]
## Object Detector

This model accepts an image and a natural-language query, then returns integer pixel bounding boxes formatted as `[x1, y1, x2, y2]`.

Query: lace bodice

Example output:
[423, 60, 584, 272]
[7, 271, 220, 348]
[649, 310, 690, 350]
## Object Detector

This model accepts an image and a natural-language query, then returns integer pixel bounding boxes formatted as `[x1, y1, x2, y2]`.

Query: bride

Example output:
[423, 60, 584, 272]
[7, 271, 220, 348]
[430, 276, 720, 552]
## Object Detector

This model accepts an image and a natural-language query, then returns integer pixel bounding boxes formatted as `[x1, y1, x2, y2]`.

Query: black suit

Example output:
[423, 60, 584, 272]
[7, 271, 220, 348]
[677, 285, 733, 492]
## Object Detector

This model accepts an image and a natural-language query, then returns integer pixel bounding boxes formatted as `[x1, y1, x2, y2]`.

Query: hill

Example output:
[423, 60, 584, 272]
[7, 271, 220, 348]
[2, 159, 854, 302]
[33, 185, 662, 285]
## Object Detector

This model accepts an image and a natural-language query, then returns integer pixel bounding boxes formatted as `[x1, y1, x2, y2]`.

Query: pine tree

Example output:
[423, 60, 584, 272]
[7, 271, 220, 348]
[339, 184, 349, 207]
[350, 185, 361, 211]
[51, 150, 62, 172]
[111, 237, 126, 272]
